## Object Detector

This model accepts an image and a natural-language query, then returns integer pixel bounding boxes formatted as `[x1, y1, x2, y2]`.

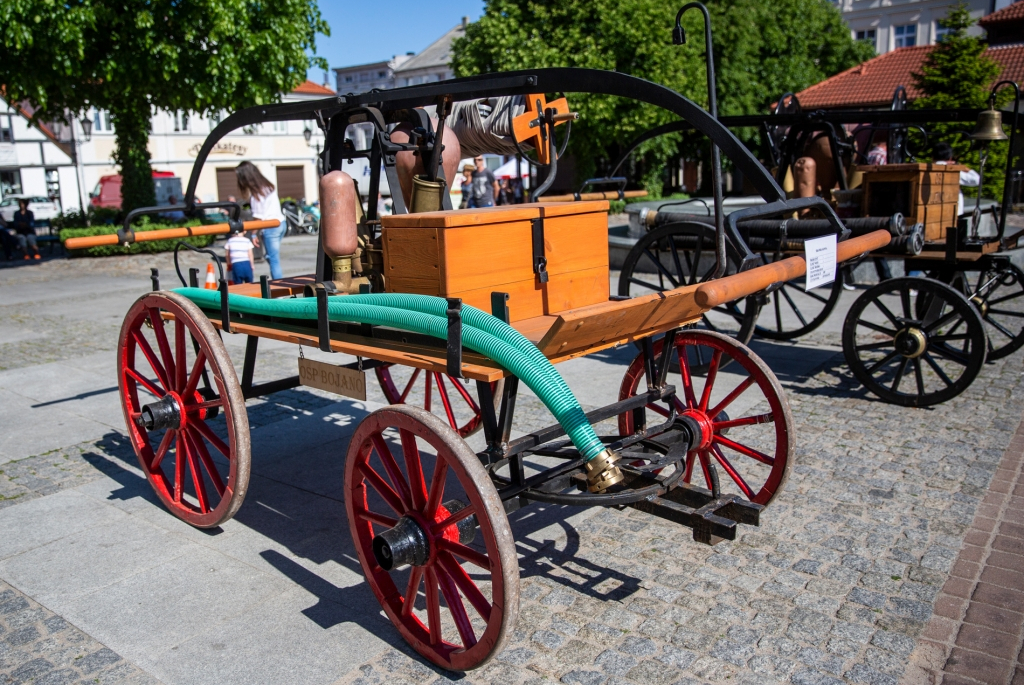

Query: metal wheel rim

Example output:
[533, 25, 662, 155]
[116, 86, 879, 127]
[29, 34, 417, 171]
[345, 405, 518, 671]
[617, 331, 793, 506]
[118, 292, 250, 527]
[943, 263, 1024, 361]
[843, 277, 987, 407]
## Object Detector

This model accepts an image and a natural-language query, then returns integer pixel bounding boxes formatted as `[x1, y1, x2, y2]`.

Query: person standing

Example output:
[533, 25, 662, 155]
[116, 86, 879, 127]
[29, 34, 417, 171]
[224, 225, 255, 284]
[469, 156, 499, 208]
[11, 199, 40, 261]
[235, 162, 286, 279]
[458, 164, 474, 209]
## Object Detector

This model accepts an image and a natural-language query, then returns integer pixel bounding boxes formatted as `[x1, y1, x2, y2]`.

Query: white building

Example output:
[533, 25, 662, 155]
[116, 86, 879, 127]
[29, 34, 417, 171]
[835, 0, 1016, 54]
[334, 55, 412, 95]
[0, 99, 81, 213]
[392, 19, 467, 87]
[1, 80, 337, 214]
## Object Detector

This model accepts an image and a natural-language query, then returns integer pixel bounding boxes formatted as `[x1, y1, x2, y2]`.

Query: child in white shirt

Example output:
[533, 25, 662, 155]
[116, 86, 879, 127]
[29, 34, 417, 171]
[225, 228, 255, 284]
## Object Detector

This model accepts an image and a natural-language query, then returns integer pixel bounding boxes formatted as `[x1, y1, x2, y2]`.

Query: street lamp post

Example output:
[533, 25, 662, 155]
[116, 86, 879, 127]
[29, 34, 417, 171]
[70, 114, 93, 216]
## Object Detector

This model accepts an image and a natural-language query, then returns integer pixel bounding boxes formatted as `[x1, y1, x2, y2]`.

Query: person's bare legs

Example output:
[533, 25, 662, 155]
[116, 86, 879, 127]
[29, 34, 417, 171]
[805, 135, 837, 197]
[793, 156, 817, 198]
[389, 121, 462, 208]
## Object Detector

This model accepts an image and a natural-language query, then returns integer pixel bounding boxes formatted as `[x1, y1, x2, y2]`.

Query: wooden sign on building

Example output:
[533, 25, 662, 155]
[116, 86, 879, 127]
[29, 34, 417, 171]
[858, 163, 966, 241]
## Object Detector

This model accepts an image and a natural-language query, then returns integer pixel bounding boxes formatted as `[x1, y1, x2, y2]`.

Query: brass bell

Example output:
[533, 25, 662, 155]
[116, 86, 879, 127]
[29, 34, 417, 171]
[970, 109, 1009, 141]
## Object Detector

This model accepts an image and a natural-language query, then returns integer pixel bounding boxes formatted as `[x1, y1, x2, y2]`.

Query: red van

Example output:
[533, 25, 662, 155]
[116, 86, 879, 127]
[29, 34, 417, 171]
[90, 171, 180, 209]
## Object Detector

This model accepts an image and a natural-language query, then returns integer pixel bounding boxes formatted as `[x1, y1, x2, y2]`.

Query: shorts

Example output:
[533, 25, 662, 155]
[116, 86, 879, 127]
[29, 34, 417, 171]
[231, 261, 254, 284]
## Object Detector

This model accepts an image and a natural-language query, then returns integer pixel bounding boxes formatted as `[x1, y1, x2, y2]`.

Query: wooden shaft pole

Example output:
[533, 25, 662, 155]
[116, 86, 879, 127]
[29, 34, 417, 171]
[536, 190, 648, 203]
[63, 219, 280, 250]
[694, 229, 891, 309]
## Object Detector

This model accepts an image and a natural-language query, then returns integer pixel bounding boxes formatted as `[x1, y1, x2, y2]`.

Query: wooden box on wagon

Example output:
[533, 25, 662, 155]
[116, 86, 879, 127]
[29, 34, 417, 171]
[381, 201, 610, 322]
[858, 163, 965, 241]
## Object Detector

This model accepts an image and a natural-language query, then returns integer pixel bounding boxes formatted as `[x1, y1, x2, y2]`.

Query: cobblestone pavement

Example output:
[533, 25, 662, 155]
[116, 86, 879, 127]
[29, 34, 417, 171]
[3, 230, 1024, 684]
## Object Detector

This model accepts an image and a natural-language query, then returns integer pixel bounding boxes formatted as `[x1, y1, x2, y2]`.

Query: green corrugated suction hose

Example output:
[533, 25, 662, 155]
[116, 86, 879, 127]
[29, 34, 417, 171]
[174, 288, 606, 461]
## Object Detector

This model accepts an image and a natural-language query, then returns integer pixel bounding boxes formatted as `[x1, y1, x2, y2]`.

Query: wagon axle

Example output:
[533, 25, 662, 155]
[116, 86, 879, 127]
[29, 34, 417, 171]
[138, 394, 182, 431]
[372, 499, 477, 571]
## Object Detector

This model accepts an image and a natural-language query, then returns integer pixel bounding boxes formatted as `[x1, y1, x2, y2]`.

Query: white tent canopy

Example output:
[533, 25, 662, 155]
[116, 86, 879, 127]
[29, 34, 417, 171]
[493, 158, 529, 179]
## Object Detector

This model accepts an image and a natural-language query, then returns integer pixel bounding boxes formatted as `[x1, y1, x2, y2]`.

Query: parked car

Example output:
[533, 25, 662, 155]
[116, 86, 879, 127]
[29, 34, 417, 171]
[0, 195, 61, 224]
[90, 171, 181, 209]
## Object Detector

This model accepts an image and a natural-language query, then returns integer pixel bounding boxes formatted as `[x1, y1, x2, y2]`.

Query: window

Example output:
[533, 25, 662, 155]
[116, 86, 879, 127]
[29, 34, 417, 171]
[855, 29, 876, 45]
[45, 168, 60, 200]
[210, 111, 223, 127]
[935, 24, 954, 42]
[272, 120, 287, 133]
[173, 111, 189, 132]
[345, 75, 353, 83]
[0, 170, 23, 198]
[378, 71, 387, 78]
[92, 109, 112, 132]
[894, 24, 916, 48]
[0, 115, 12, 143]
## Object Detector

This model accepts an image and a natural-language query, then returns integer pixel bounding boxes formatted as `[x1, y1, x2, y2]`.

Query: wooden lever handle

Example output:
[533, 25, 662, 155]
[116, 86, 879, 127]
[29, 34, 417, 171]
[537, 190, 648, 203]
[694, 229, 891, 309]
[64, 219, 280, 250]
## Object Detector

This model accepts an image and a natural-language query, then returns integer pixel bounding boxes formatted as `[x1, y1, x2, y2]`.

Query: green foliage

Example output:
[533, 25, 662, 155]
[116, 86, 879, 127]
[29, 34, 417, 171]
[59, 217, 212, 257]
[912, 2, 1009, 200]
[50, 206, 118, 230]
[0, 0, 329, 213]
[451, 0, 872, 187]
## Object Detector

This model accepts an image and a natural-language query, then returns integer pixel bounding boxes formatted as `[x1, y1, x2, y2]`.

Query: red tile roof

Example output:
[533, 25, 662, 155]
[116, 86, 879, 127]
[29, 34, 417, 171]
[795, 44, 1024, 109]
[979, 0, 1024, 26]
[291, 80, 335, 95]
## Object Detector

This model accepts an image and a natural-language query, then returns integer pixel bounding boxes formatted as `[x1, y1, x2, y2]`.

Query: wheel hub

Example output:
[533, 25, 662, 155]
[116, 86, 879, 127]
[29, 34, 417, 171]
[138, 394, 184, 431]
[680, 410, 715, 450]
[893, 327, 928, 358]
[372, 499, 476, 571]
[969, 295, 988, 316]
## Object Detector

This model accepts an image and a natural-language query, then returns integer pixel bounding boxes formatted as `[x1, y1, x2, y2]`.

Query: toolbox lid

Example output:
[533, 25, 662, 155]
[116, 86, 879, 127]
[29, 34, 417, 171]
[380, 200, 610, 228]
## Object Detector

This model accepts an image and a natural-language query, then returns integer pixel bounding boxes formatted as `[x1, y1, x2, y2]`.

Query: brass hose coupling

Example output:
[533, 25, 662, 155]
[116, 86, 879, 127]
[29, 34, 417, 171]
[585, 448, 624, 493]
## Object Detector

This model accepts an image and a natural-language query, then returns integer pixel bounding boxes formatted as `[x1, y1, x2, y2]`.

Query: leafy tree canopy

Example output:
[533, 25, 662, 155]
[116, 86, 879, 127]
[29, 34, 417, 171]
[451, 0, 873, 192]
[912, 2, 1010, 201]
[0, 0, 328, 212]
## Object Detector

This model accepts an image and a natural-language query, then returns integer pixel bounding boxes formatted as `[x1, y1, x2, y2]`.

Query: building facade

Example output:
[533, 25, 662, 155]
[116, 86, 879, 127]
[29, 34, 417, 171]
[835, 0, 1016, 54]
[0, 99, 81, 213]
[334, 55, 412, 95]
[392, 19, 467, 87]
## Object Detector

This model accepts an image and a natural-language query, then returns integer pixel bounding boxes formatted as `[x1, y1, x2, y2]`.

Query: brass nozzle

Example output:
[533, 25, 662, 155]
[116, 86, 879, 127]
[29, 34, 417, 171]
[331, 255, 353, 275]
[585, 449, 624, 493]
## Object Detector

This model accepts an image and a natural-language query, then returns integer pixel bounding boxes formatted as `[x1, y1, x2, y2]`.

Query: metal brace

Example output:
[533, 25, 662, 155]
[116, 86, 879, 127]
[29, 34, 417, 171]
[316, 284, 332, 352]
[446, 297, 463, 378]
[531, 217, 548, 284]
[218, 279, 231, 333]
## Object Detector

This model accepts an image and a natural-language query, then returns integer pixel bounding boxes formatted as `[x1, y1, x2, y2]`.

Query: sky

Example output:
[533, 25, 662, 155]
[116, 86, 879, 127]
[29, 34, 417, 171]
[306, 0, 486, 84]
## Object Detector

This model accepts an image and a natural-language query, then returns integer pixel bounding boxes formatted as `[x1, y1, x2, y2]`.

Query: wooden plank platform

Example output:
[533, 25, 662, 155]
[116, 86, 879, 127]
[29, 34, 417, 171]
[228, 274, 316, 298]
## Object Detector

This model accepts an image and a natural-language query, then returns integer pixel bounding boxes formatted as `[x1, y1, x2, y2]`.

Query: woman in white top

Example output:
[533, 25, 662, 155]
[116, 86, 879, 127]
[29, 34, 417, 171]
[235, 162, 287, 279]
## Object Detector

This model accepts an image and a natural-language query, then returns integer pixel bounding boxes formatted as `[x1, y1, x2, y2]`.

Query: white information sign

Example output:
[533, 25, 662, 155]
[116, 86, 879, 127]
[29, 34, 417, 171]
[804, 234, 837, 291]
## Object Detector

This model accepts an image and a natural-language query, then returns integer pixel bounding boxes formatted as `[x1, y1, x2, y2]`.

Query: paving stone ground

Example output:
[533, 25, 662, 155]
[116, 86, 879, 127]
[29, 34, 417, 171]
[3, 228, 1024, 684]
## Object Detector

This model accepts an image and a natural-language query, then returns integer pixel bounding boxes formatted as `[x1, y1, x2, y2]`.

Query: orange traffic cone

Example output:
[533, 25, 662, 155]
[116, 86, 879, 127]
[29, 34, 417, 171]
[204, 263, 217, 290]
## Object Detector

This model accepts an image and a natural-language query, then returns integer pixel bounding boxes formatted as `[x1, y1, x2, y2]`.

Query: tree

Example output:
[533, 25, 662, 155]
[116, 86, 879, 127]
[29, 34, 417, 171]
[912, 2, 1009, 201]
[0, 0, 328, 213]
[450, 0, 873, 193]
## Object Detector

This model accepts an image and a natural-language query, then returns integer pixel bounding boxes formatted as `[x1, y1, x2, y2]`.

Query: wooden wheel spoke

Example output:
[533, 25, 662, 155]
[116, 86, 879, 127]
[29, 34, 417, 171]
[803, 288, 829, 305]
[424, 460, 449, 520]
[186, 399, 223, 412]
[433, 374, 460, 431]
[173, 432, 185, 503]
[399, 368, 421, 402]
[628, 276, 663, 292]
[675, 342, 698, 408]
[707, 376, 755, 420]
[150, 429, 175, 470]
[923, 308, 959, 334]
[447, 376, 480, 413]
[131, 330, 170, 390]
[437, 552, 491, 621]
[186, 427, 226, 497]
[424, 372, 432, 412]
[682, 450, 697, 483]
[438, 538, 490, 571]
[714, 413, 774, 430]
[642, 248, 679, 288]
[370, 434, 413, 509]
[148, 308, 177, 385]
[358, 462, 406, 516]
[647, 402, 671, 417]
[125, 367, 164, 399]
[928, 343, 969, 366]
[698, 349, 723, 412]
[399, 429, 428, 510]
[192, 417, 231, 458]
[401, 567, 424, 618]
[857, 319, 896, 337]
[697, 449, 714, 489]
[435, 564, 477, 648]
[913, 358, 925, 395]
[899, 288, 912, 320]
[713, 434, 775, 466]
[779, 286, 809, 327]
[871, 299, 902, 328]
[986, 308, 1024, 318]
[425, 568, 443, 646]
[183, 350, 207, 400]
[922, 352, 955, 386]
[710, 445, 756, 500]
[182, 430, 211, 513]
[890, 357, 910, 393]
[984, 315, 1018, 340]
[431, 504, 476, 535]
[174, 319, 186, 393]
[354, 507, 397, 528]
[773, 291, 783, 332]
[865, 349, 900, 375]
[855, 340, 893, 351]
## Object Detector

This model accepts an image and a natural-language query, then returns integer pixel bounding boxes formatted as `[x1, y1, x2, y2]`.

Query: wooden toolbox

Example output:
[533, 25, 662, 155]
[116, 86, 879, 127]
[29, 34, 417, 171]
[381, 201, 610, 323]
[858, 163, 966, 241]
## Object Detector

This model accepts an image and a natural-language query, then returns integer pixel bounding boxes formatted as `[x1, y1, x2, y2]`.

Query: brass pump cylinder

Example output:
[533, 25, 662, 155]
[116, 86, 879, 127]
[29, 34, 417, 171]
[319, 170, 358, 276]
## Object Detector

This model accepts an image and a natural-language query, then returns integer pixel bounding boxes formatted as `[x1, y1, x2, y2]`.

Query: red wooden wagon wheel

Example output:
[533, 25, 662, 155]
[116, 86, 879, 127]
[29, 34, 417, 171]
[118, 292, 250, 528]
[345, 405, 518, 671]
[375, 364, 501, 438]
[618, 330, 793, 506]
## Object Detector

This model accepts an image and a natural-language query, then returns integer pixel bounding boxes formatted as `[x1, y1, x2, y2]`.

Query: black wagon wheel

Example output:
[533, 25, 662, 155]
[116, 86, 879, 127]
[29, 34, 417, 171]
[842, 277, 987, 407]
[927, 261, 1024, 361]
[754, 250, 844, 340]
[618, 221, 760, 373]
